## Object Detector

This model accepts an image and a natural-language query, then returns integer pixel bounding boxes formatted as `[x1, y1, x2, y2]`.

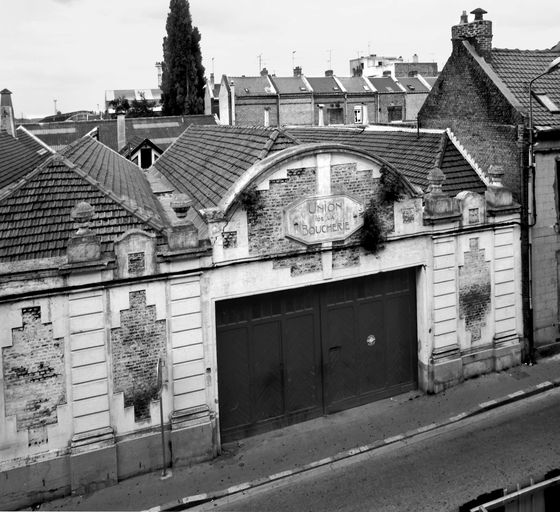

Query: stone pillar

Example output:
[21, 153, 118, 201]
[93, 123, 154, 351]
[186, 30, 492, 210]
[65, 202, 117, 494]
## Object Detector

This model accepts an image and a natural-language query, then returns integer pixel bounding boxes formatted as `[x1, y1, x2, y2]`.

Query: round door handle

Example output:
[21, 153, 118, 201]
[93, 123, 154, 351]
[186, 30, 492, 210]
[366, 334, 376, 346]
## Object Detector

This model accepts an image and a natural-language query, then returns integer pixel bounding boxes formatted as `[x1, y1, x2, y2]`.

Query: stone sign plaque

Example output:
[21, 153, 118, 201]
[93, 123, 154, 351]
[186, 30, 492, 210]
[284, 194, 364, 245]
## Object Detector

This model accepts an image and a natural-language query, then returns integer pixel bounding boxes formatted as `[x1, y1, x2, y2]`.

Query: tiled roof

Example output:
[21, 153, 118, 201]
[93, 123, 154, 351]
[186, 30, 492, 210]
[286, 127, 486, 196]
[229, 76, 276, 97]
[306, 76, 343, 95]
[0, 159, 163, 262]
[422, 76, 438, 87]
[490, 48, 560, 128]
[0, 130, 51, 191]
[151, 125, 298, 211]
[336, 76, 374, 94]
[59, 135, 166, 227]
[397, 77, 430, 94]
[369, 77, 403, 94]
[153, 125, 485, 212]
[268, 76, 311, 95]
[20, 114, 216, 152]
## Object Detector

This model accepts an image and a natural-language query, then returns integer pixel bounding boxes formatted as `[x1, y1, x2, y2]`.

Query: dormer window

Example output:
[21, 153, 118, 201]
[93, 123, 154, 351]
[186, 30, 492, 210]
[299, 86, 307, 91]
[534, 92, 560, 113]
[407, 84, 415, 91]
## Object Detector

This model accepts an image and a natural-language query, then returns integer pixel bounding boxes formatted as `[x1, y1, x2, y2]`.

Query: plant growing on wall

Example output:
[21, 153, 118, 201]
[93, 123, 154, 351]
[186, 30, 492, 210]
[360, 168, 405, 254]
[239, 185, 263, 221]
[360, 199, 386, 254]
[379, 168, 404, 204]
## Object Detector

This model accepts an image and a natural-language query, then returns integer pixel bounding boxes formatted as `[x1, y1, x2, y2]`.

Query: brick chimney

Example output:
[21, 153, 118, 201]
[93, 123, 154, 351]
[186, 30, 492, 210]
[324, 69, 334, 77]
[451, 8, 493, 61]
[260, 67, 269, 77]
[293, 66, 302, 77]
[0, 89, 16, 137]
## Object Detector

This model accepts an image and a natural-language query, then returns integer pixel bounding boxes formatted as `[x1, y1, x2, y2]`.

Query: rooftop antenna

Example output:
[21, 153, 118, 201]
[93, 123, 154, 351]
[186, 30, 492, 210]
[212, 57, 215, 75]
[258, 54, 262, 72]
[327, 49, 332, 70]
[53, 99, 57, 115]
[368, 41, 371, 55]
[292, 50, 296, 70]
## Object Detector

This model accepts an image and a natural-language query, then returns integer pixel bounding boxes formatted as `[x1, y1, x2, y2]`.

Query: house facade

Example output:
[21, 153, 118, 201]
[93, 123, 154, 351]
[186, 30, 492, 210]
[0, 123, 523, 509]
[418, 7, 560, 354]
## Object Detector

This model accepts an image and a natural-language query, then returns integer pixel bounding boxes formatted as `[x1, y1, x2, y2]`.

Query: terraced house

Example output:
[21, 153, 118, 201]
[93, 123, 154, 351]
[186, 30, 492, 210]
[419, 7, 560, 357]
[1, 116, 523, 507]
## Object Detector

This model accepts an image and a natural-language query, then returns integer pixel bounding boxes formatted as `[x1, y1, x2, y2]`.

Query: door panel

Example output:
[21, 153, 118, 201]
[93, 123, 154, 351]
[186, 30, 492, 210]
[284, 312, 320, 413]
[216, 325, 252, 431]
[252, 320, 283, 421]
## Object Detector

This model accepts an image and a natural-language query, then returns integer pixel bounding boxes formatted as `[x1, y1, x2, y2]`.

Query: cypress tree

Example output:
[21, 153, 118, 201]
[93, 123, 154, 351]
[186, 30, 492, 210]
[161, 0, 205, 115]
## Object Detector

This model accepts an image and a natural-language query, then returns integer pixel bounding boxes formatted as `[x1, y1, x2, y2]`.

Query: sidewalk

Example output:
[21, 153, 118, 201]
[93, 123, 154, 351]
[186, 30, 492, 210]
[37, 353, 560, 512]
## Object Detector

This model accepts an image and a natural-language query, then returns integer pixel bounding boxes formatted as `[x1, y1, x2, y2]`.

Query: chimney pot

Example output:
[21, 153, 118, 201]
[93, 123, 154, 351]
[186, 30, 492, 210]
[460, 10, 468, 24]
[293, 66, 302, 77]
[325, 69, 334, 77]
[471, 8, 487, 21]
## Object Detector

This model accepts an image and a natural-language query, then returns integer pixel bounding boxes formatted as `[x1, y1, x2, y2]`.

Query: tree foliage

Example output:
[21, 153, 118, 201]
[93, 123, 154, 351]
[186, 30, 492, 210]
[128, 92, 156, 118]
[108, 96, 130, 116]
[161, 0, 205, 115]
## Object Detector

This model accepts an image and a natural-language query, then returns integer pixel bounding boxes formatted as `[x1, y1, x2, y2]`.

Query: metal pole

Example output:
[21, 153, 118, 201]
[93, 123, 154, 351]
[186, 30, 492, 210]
[157, 357, 167, 477]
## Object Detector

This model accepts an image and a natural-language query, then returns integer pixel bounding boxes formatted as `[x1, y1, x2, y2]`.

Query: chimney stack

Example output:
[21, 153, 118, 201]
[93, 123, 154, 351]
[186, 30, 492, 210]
[0, 89, 16, 137]
[412, 53, 419, 63]
[260, 67, 269, 77]
[293, 66, 302, 77]
[324, 69, 334, 77]
[155, 62, 163, 88]
[451, 8, 493, 61]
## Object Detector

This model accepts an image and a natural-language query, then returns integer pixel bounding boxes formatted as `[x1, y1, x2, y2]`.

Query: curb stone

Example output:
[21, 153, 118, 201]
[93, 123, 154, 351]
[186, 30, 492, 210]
[148, 377, 560, 512]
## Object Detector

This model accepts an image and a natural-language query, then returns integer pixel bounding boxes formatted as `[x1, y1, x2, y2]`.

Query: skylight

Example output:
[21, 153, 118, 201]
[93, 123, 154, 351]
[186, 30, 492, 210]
[534, 92, 560, 113]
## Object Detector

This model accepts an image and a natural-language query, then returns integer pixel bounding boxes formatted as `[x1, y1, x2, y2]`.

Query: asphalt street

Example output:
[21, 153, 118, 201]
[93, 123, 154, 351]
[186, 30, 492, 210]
[193, 387, 560, 512]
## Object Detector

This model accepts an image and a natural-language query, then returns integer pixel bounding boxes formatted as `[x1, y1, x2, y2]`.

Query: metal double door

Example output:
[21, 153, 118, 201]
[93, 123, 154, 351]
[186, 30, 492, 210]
[216, 268, 417, 442]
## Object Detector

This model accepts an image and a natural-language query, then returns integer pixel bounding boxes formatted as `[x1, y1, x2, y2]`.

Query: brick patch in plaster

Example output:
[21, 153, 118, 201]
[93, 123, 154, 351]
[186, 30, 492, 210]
[111, 290, 166, 421]
[332, 246, 360, 269]
[222, 231, 238, 249]
[273, 252, 323, 276]
[2, 306, 65, 445]
[459, 238, 491, 342]
[128, 251, 146, 275]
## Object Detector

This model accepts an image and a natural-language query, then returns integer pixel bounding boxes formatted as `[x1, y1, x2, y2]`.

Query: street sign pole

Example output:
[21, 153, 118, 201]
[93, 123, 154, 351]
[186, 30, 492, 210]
[157, 356, 169, 479]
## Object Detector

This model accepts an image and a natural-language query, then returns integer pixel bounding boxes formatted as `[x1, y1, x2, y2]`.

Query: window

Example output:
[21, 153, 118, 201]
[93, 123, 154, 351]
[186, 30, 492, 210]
[387, 106, 403, 122]
[354, 106, 363, 124]
[534, 92, 560, 113]
[327, 107, 344, 125]
[264, 108, 270, 127]
[140, 147, 152, 169]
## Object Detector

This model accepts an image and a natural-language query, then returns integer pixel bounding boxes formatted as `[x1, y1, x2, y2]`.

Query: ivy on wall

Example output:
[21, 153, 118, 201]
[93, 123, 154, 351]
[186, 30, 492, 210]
[360, 168, 404, 254]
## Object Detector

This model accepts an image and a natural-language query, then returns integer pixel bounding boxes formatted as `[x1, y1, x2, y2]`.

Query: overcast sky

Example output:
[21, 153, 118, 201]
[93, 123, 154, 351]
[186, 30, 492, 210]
[3, 0, 559, 118]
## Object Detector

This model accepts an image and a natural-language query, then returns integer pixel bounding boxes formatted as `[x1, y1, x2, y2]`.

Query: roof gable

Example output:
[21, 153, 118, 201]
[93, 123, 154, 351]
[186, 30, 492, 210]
[59, 135, 166, 228]
[0, 159, 163, 262]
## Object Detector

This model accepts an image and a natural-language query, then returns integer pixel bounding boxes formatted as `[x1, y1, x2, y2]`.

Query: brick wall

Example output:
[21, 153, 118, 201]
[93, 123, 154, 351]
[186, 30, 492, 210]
[459, 238, 491, 342]
[247, 166, 317, 256]
[279, 97, 313, 126]
[235, 98, 278, 127]
[377, 93, 406, 123]
[2, 306, 65, 445]
[111, 290, 166, 421]
[418, 43, 524, 197]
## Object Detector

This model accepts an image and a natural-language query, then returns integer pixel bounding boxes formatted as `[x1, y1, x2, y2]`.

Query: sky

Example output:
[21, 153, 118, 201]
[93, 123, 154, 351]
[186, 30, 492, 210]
[2, 0, 560, 119]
